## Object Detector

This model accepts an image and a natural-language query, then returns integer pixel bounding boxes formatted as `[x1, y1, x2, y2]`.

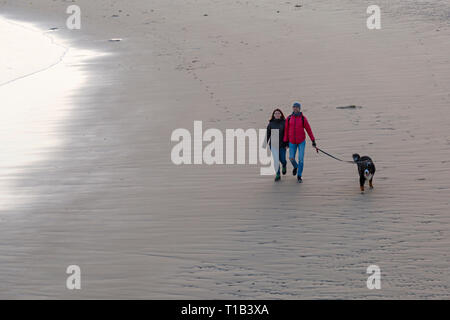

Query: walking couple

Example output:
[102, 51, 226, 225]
[265, 102, 317, 182]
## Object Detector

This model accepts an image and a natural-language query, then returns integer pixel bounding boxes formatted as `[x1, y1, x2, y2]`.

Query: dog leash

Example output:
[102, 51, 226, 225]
[315, 147, 354, 164]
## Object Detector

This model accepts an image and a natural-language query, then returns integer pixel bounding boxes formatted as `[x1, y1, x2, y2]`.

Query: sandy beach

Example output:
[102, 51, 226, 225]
[0, 0, 449, 299]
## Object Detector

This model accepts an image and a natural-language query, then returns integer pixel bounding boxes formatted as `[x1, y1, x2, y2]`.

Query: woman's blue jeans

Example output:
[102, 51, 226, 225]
[270, 147, 287, 175]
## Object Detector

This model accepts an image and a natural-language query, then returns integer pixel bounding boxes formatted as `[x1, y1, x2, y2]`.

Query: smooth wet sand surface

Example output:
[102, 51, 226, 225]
[0, 0, 449, 298]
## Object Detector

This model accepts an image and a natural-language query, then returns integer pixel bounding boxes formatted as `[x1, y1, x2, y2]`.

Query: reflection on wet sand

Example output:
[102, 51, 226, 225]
[0, 17, 101, 210]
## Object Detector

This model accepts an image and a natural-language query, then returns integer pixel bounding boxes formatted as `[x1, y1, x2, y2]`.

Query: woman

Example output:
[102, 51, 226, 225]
[266, 108, 288, 181]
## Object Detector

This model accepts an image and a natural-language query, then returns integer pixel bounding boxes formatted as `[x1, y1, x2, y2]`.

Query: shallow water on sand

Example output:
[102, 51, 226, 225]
[0, 17, 100, 210]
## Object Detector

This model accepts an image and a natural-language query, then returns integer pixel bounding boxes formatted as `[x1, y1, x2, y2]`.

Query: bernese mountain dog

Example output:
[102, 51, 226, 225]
[352, 154, 376, 193]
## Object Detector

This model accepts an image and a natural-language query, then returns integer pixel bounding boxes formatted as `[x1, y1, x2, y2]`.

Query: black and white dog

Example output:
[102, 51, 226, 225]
[352, 154, 376, 193]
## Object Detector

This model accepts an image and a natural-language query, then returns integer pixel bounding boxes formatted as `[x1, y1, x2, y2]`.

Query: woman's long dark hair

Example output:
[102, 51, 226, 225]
[270, 108, 286, 121]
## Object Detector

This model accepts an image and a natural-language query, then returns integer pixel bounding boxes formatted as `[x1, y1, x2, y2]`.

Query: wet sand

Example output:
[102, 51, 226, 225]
[0, 0, 449, 299]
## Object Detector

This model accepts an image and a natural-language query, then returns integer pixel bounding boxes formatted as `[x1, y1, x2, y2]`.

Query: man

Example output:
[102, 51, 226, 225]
[283, 102, 317, 183]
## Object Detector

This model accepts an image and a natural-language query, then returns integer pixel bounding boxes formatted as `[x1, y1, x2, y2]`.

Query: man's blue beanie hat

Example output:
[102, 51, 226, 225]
[293, 102, 301, 108]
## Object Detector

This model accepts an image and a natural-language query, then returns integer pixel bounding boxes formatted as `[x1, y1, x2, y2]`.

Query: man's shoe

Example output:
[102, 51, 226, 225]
[282, 165, 287, 175]
[292, 168, 297, 176]
[275, 173, 281, 182]
[297, 176, 303, 183]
